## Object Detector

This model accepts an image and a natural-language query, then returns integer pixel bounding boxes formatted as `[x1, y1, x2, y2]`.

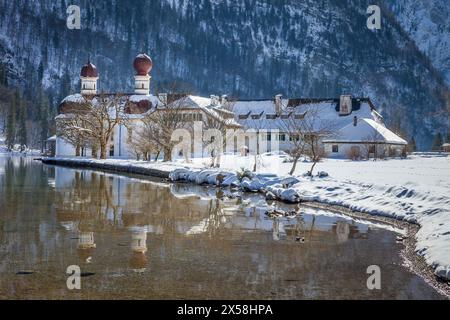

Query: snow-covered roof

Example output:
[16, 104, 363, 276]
[232, 97, 383, 131]
[59, 93, 239, 126]
[59, 93, 158, 116]
[323, 118, 407, 145]
[164, 95, 241, 127]
[62, 93, 86, 104]
[129, 94, 159, 105]
[46, 135, 57, 141]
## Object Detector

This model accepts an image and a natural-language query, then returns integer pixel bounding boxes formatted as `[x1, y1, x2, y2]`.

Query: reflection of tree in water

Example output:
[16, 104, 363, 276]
[56, 171, 118, 231]
[0, 157, 56, 269]
[2, 158, 437, 299]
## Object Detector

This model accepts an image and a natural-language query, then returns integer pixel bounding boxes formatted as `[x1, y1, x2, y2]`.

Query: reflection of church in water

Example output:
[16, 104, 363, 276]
[54, 168, 152, 271]
[53, 167, 373, 272]
[53, 167, 221, 271]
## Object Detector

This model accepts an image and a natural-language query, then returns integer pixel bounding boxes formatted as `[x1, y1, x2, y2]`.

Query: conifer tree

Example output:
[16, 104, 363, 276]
[431, 133, 443, 151]
[408, 137, 417, 153]
[0, 63, 7, 86]
[5, 91, 17, 151]
[39, 91, 50, 152]
[17, 93, 27, 152]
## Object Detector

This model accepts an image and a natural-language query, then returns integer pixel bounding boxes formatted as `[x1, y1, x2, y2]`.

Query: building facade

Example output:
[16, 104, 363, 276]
[55, 52, 407, 160]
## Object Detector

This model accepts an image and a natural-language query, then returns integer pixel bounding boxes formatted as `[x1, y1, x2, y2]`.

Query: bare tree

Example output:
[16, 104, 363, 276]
[300, 108, 334, 176]
[127, 125, 159, 161]
[140, 93, 190, 162]
[56, 113, 92, 156]
[361, 130, 385, 160]
[57, 94, 128, 159]
[201, 100, 238, 167]
[280, 111, 307, 175]
[252, 117, 268, 172]
[234, 109, 267, 172]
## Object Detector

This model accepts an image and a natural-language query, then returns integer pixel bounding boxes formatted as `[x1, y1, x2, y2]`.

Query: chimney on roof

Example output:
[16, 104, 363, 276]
[158, 93, 168, 105]
[210, 95, 219, 107]
[275, 94, 283, 114]
[339, 95, 352, 115]
[353, 116, 357, 126]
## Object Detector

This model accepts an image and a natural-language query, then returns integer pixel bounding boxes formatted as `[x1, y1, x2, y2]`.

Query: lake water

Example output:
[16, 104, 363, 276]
[0, 155, 443, 299]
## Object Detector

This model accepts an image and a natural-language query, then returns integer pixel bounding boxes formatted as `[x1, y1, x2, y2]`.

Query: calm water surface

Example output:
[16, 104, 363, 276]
[0, 155, 443, 299]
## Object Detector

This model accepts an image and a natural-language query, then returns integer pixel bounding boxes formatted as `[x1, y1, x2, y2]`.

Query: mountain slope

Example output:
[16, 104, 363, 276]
[0, 0, 448, 149]
[384, 0, 450, 86]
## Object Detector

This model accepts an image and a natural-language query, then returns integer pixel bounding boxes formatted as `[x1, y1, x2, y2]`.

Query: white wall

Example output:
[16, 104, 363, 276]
[55, 137, 76, 157]
[324, 142, 405, 159]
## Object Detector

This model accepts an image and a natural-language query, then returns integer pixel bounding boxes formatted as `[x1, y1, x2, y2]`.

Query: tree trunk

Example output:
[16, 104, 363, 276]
[154, 151, 160, 162]
[163, 148, 172, 162]
[75, 145, 81, 157]
[91, 145, 98, 158]
[215, 153, 221, 168]
[309, 160, 317, 176]
[100, 143, 107, 159]
[289, 156, 300, 175]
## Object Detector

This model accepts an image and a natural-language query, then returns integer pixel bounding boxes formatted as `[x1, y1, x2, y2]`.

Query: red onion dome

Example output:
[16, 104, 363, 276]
[80, 61, 98, 78]
[133, 53, 153, 75]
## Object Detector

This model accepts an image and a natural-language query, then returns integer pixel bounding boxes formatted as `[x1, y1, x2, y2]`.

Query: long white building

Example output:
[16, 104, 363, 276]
[55, 53, 407, 160]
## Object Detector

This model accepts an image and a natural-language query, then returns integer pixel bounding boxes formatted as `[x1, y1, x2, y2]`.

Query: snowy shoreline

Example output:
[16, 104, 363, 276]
[40, 155, 450, 281]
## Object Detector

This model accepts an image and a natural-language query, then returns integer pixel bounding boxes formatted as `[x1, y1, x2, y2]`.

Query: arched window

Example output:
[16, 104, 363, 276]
[142, 83, 144, 89]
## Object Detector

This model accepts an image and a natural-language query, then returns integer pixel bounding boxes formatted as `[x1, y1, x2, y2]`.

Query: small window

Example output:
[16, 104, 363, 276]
[141, 83, 144, 89]
[109, 145, 114, 157]
[369, 145, 375, 154]
[267, 133, 272, 141]
[279, 133, 286, 141]
[332, 145, 339, 153]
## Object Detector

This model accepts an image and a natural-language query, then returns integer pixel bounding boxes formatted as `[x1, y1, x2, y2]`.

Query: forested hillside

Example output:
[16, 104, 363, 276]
[0, 0, 449, 149]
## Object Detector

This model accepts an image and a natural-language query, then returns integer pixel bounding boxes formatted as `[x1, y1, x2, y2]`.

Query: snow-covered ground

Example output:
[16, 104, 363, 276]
[0, 136, 42, 156]
[39, 152, 450, 280]
[215, 153, 450, 280]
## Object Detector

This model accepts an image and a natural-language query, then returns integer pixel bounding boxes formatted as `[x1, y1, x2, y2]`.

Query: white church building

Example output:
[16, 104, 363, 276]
[55, 52, 407, 160]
